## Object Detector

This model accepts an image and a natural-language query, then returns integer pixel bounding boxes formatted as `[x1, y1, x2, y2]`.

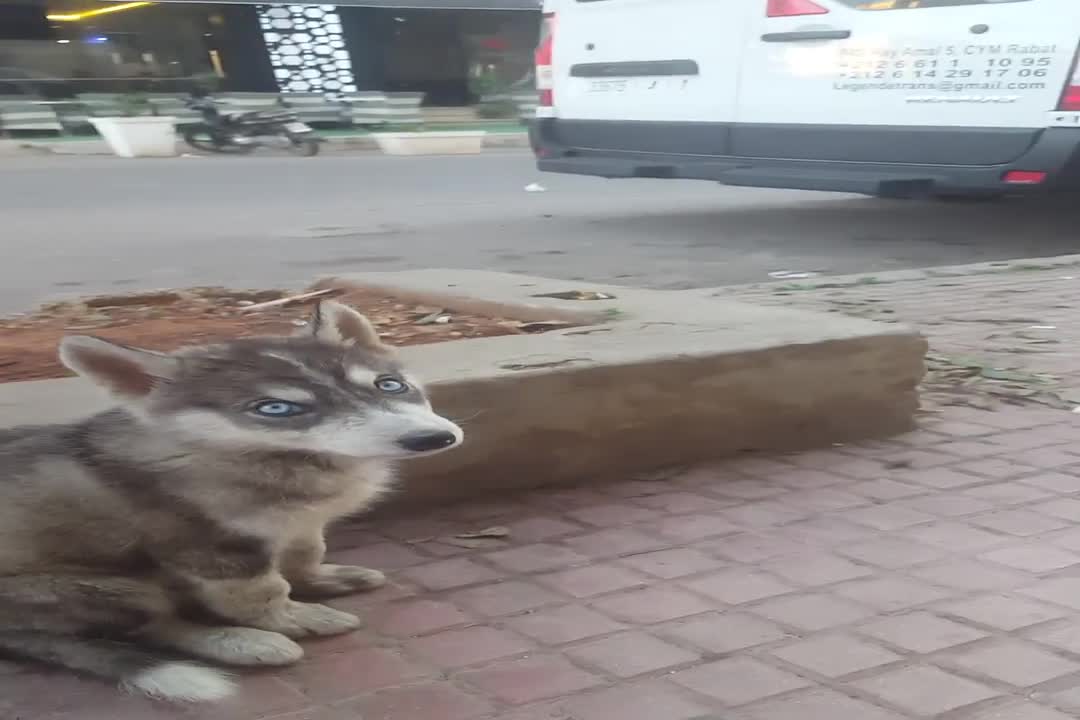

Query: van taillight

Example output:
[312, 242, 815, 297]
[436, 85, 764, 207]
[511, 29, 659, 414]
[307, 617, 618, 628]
[535, 12, 555, 107]
[767, 0, 829, 17]
[1058, 47, 1080, 111]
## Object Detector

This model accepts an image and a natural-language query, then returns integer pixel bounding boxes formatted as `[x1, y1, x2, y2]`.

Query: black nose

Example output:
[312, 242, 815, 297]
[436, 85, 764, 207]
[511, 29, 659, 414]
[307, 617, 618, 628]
[396, 431, 458, 453]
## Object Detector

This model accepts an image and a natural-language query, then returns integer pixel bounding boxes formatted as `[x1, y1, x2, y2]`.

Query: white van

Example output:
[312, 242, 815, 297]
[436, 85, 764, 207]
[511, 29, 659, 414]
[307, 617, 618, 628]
[530, 0, 1080, 198]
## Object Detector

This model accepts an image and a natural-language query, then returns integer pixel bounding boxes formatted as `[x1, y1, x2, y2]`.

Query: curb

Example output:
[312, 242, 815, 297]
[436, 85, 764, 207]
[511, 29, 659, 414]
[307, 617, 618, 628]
[0, 271, 924, 505]
[1, 132, 529, 158]
[703, 254, 1080, 297]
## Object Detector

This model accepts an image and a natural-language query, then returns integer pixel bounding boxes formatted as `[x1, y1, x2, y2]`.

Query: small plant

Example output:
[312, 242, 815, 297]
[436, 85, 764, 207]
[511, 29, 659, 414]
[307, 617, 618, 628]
[117, 92, 157, 117]
[476, 99, 516, 119]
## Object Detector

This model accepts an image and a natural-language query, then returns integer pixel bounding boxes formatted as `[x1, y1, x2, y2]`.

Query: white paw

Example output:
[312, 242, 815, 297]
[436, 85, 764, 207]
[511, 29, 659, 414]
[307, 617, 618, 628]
[198, 627, 304, 667]
[286, 601, 361, 637]
[123, 662, 235, 703]
[329, 565, 387, 589]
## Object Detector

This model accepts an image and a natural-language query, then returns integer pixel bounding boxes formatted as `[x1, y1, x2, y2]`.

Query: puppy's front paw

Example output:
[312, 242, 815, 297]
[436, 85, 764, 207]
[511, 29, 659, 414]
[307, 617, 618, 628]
[291, 564, 387, 599]
[271, 601, 361, 638]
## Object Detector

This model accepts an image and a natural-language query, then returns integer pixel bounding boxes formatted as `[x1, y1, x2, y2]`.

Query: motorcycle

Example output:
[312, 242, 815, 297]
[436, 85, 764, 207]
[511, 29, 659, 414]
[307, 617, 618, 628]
[181, 95, 322, 157]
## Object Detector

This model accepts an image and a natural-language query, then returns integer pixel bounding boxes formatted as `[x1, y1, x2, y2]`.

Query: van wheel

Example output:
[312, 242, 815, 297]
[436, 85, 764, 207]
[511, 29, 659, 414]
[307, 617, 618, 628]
[934, 193, 1005, 203]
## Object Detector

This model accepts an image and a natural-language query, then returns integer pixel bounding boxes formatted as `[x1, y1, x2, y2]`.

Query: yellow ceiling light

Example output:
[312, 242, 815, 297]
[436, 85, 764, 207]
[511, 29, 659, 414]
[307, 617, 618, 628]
[46, 1, 153, 22]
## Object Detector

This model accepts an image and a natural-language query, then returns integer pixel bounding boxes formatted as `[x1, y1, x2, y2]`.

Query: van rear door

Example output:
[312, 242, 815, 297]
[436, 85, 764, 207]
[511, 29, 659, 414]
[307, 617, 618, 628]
[733, 0, 1080, 166]
[546, 0, 752, 156]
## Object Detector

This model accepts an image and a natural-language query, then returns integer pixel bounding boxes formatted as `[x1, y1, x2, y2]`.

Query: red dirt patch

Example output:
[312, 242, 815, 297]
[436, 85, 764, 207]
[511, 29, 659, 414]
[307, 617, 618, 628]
[0, 286, 527, 384]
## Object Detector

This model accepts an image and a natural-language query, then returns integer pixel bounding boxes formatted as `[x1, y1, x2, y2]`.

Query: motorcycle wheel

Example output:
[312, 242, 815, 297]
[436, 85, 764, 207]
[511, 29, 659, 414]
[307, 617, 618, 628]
[285, 134, 321, 157]
[182, 126, 255, 155]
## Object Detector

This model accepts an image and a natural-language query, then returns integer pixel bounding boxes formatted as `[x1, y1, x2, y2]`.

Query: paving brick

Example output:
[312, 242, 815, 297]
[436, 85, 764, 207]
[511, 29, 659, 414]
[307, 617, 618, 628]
[943, 640, 1080, 687]
[450, 580, 564, 617]
[837, 537, 943, 569]
[770, 634, 901, 678]
[720, 500, 813, 528]
[708, 478, 788, 501]
[934, 440, 1002, 459]
[566, 631, 701, 678]
[562, 680, 712, 720]
[764, 552, 874, 588]
[938, 594, 1068, 631]
[970, 510, 1070, 537]
[672, 657, 811, 706]
[911, 560, 1030, 592]
[505, 516, 586, 543]
[1019, 472, 1080, 496]
[405, 626, 533, 669]
[633, 490, 732, 514]
[980, 543, 1080, 573]
[702, 531, 803, 563]
[338, 682, 494, 720]
[369, 599, 472, 637]
[1032, 498, 1080, 523]
[901, 492, 995, 517]
[504, 604, 627, 645]
[1030, 622, 1080, 655]
[852, 665, 1000, 716]
[681, 568, 796, 605]
[329, 540, 428, 569]
[832, 577, 951, 613]
[783, 516, 878, 547]
[966, 701, 1077, 720]
[839, 504, 936, 531]
[1012, 448, 1080, 470]
[956, 458, 1040, 479]
[1019, 577, 1080, 611]
[401, 558, 502, 591]
[1040, 687, 1080, 714]
[539, 564, 650, 598]
[618, 548, 725, 579]
[777, 488, 868, 512]
[653, 513, 742, 542]
[566, 502, 659, 528]
[964, 482, 1055, 505]
[858, 612, 988, 653]
[767, 467, 854, 490]
[749, 593, 874, 632]
[893, 466, 988, 490]
[660, 611, 791, 653]
[458, 655, 602, 705]
[285, 647, 429, 701]
[739, 688, 906, 720]
[485, 544, 592, 573]
[846, 478, 927, 501]
[563, 529, 668, 558]
[590, 585, 714, 624]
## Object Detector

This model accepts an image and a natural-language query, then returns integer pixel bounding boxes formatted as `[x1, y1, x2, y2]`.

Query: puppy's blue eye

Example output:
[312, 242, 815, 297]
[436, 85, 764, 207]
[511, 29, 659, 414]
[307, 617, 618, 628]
[252, 400, 308, 417]
[374, 377, 408, 394]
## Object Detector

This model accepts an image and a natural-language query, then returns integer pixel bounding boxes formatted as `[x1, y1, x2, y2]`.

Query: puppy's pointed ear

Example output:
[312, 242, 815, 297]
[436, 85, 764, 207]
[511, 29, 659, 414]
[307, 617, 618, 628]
[59, 336, 179, 400]
[309, 300, 389, 353]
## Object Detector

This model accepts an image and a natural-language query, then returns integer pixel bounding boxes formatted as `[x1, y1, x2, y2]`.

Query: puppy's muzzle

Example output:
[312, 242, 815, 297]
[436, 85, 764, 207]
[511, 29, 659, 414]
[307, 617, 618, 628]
[396, 430, 459, 453]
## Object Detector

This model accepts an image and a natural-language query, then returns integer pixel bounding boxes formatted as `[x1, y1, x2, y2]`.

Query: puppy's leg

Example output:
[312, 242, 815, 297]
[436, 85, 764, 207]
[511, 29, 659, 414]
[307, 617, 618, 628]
[162, 540, 360, 639]
[0, 575, 234, 703]
[143, 620, 303, 667]
[280, 530, 386, 600]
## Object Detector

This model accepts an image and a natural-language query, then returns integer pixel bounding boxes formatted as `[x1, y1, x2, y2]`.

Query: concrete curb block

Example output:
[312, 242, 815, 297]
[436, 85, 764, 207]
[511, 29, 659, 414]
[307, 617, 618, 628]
[0, 271, 926, 505]
[2, 132, 529, 158]
[702, 254, 1080, 297]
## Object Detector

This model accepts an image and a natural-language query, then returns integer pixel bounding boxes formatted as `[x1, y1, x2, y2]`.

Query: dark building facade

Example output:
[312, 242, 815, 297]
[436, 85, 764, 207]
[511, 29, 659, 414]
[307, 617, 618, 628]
[0, 0, 540, 105]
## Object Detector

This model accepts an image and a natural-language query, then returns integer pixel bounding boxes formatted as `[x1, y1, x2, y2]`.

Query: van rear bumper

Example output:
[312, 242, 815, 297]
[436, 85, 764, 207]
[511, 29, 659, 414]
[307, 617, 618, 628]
[530, 119, 1080, 196]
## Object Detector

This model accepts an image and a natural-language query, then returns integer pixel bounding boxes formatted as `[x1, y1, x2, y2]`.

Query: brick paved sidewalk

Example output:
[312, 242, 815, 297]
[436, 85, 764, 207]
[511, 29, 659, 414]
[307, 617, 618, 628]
[7, 259, 1080, 720]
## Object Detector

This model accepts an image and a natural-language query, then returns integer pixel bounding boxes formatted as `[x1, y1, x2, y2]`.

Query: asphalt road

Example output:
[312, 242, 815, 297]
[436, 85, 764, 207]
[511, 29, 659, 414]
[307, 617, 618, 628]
[2, 150, 1080, 313]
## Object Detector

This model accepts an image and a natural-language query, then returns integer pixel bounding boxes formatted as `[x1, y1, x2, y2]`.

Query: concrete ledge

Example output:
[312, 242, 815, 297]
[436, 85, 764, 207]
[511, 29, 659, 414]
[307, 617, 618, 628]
[3, 132, 528, 157]
[0, 271, 926, 505]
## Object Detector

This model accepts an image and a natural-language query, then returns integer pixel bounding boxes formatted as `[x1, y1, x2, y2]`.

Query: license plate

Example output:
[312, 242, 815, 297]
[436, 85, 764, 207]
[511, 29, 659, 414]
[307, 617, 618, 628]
[284, 122, 311, 132]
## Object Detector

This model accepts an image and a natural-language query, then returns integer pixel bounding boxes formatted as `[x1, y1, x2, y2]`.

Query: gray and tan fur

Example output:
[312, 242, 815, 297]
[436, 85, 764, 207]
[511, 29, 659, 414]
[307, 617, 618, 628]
[0, 301, 463, 702]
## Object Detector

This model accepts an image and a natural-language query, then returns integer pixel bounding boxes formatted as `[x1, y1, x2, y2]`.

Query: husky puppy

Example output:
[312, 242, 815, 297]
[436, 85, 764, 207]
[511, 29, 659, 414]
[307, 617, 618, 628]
[0, 301, 462, 702]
